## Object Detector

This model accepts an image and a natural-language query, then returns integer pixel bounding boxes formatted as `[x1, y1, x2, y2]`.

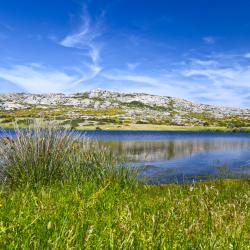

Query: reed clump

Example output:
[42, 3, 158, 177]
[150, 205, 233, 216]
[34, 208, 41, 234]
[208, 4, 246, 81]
[0, 120, 131, 187]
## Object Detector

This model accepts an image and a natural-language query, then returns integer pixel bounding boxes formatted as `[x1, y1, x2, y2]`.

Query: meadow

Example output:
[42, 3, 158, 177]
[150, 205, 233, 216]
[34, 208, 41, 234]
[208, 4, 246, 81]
[0, 121, 249, 249]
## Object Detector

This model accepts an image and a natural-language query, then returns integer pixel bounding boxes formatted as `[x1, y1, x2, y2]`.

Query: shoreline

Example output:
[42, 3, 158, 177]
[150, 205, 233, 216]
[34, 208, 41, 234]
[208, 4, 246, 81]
[76, 125, 250, 132]
[1, 123, 250, 132]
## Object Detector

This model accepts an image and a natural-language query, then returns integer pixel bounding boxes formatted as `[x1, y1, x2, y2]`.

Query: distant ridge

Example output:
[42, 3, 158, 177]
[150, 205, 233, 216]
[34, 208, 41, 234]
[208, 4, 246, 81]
[0, 89, 250, 127]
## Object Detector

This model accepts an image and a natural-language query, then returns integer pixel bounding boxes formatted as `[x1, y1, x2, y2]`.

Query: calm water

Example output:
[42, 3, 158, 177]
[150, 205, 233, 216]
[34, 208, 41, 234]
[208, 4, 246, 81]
[83, 131, 250, 183]
[1, 129, 250, 183]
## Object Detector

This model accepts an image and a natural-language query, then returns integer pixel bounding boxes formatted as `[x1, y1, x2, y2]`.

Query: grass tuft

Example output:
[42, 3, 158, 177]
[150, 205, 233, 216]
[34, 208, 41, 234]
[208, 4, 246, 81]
[0, 120, 132, 188]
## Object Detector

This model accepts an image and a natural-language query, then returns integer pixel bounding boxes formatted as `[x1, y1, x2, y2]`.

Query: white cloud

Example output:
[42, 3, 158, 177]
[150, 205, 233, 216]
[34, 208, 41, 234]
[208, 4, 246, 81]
[183, 68, 238, 82]
[244, 53, 250, 58]
[100, 51, 250, 107]
[178, 55, 250, 107]
[101, 71, 190, 99]
[0, 6, 105, 93]
[60, 7, 102, 65]
[57, 5, 104, 90]
[182, 58, 250, 88]
[0, 64, 98, 93]
[189, 59, 218, 67]
[101, 53, 250, 107]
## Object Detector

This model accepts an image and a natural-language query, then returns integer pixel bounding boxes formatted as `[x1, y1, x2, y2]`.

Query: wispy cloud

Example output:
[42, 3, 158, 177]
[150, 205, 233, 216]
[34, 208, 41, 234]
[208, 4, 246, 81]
[0, 5, 106, 93]
[101, 70, 189, 98]
[60, 6, 102, 65]
[189, 59, 218, 67]
[102, 52, 250, 107]
[177, 53, 250, 106]
[57, 5, 104, 86]
[0, 64, 98, 93]
[181, 54, 250, 88]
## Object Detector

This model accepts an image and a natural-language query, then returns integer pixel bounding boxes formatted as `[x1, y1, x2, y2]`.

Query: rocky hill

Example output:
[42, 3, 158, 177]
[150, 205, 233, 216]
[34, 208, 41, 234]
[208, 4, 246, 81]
[0, 89, 250, 128]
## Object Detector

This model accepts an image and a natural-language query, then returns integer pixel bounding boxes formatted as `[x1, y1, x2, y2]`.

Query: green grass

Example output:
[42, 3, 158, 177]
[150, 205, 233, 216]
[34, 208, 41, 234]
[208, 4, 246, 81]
[0, 120, 249, 248]
[0, 179, 249, 249]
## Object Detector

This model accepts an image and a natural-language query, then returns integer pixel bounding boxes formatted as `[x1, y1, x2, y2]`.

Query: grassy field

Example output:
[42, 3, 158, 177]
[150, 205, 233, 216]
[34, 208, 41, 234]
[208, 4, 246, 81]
[0, 179, 249, 249]
[0, 121, 249, 249]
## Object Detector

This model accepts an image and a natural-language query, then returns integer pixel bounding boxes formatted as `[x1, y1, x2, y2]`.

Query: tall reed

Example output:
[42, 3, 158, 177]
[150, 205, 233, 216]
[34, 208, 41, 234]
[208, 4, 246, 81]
[0, 120, 131, 187]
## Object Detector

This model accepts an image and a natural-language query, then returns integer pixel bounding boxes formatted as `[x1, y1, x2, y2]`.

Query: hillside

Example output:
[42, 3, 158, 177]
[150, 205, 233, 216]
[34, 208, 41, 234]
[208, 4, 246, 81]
[1, 89, 250, 129]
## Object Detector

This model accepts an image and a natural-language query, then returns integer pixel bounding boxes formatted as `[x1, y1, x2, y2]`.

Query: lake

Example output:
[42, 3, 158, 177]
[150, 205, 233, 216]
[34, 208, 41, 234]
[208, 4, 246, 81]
[83, 130, 250, 183]
[1, 129, 250, 183]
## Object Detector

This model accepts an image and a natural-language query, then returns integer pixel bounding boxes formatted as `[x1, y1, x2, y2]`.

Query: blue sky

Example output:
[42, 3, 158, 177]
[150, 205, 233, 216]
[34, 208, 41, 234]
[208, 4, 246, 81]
[1, 0, 250, 107]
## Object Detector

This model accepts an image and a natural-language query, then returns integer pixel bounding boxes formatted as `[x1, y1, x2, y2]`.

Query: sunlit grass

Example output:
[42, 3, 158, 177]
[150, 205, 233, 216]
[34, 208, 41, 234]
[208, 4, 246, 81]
[0, 179, 249, 249]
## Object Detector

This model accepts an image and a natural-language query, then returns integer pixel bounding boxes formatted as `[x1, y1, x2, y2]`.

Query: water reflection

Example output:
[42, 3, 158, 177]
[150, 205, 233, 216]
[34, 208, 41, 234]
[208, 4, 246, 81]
[90, 131, 250, 183]
[101, 139, 250, 162]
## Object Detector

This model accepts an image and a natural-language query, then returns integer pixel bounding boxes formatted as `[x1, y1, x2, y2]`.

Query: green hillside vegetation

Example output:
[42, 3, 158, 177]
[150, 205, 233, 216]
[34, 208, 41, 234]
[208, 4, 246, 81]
[185, 112, 250, 128]
[1, 103, 250, 131]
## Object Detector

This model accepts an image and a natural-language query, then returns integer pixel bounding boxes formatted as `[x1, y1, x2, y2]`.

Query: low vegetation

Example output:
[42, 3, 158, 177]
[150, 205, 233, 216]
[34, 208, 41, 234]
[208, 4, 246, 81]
[0, 121, 249, 248]
[1, 107, 250, 131]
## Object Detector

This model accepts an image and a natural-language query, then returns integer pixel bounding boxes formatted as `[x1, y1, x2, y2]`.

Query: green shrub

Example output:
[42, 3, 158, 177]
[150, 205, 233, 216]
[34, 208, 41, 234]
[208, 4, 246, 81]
[126, 101, 146, 108]
[61, 119, 85, 129]
[2, 117, 15, 123]
[79, 108, 125, 116]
